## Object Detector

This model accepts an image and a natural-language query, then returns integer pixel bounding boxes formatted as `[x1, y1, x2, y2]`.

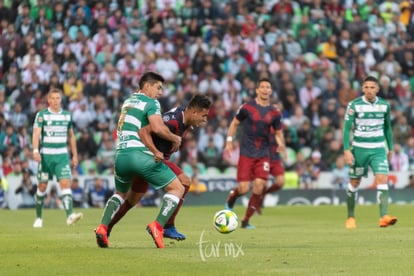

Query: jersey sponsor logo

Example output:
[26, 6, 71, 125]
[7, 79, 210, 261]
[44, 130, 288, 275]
[355, 167, 364, 175]
[358, 112, 364, 118]
[41, 172, 49, 180]
[355, 104, 387, 112]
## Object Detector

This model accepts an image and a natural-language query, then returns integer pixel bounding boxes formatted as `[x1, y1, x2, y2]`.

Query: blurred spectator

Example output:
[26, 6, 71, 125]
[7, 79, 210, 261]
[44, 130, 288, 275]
[45, 185, 63, 209]
[14, 168, 36, 208]
[299, 158, 316, 190]
[88, 177, 112, 208]
[390, 143, 409, 172]
[405, 137, 414, 169]
[76, 129, 99, 161]
[331, 155, 349, 189]
[298, 77, 321, 109]
[189, 167, 207, 194]
[297, 119, 314, 149]
[311, 149, 328, 173]
[9, 102, 28, 129]
[198, 72, 222, 95]
[72, 102, 95, 131]
[405, 175, 414, 189]
[2, 62, 21, 97]
[200, 138, 222, 169]
[393, 113, 412, 146]
[0, 176, 8, 209]
[71, 178, 85, 208]
[323, 140, 344, 169]
[96, 138, 115, 174]
[0, 124, 18, 155]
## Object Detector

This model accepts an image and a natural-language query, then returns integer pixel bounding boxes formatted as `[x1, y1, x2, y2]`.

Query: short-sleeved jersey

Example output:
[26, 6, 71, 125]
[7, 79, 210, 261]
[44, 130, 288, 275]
[33, 108, 73, 155]
[343, 96, 393, 151]
[236, 100, 282, 158]
[116, 93, 161, 155]
[152, 106, 191, 160]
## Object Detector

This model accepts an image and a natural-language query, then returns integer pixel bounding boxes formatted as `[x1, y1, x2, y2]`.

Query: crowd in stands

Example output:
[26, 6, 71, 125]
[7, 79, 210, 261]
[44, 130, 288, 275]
[1, 0, 414, 198]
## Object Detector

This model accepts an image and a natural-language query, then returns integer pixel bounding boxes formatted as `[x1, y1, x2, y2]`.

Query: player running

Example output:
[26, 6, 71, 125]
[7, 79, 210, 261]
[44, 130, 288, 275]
[224, 78, 285, 228]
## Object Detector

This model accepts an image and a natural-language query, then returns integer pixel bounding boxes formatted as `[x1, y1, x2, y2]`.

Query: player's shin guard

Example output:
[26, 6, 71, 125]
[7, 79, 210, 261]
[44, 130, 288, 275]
[243, 193, 261, 223]
[377, 184, 389, 217]
[100, 194, 124, 226]
[107, 199, 134, 234]
[346, 183, 358, 218]
[61, 188, 74, 217]
[35, 189, 47, 219]
[156, 193, 180, 227]
[166, 185, 189, 227]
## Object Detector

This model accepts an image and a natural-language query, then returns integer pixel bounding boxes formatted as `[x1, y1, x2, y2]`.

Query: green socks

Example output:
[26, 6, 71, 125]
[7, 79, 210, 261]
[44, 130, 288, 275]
[61, 189, 74, 217]
[100, 194, 123, 226]
[156, 194, 180, 227]
[346, 184, 358, 218]
[377, 184, 389, 217]
[35, 190, 46, 219]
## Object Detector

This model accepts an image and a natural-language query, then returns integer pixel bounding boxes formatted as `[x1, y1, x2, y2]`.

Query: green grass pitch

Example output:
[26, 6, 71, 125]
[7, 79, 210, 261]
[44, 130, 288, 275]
[1, 205, 414, 275]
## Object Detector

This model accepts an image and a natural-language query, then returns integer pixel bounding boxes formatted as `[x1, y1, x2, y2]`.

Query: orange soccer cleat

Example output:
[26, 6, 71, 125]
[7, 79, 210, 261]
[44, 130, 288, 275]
[146, 221, 165, 248]
[95, 224, 109, 248]
[345, 217, 356, 229]
[379, 215, 398, 228]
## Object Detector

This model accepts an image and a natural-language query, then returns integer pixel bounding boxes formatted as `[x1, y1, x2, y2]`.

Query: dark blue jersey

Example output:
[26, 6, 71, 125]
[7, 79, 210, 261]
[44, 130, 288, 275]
[151, 106, 192, 160]
[236, 100, 282, 158]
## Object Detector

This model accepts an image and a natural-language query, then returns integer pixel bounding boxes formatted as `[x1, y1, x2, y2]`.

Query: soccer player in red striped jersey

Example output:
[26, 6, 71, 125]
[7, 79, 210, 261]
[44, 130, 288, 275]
[224, 78, 285, 228]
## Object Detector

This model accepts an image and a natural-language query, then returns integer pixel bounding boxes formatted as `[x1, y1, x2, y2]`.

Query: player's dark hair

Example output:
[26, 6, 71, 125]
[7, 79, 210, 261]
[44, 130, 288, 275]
[187, 95, 212, 110]
[363, 76, 379, 85]
[257, 77, 272, 87]
[138, 71, 165, 89]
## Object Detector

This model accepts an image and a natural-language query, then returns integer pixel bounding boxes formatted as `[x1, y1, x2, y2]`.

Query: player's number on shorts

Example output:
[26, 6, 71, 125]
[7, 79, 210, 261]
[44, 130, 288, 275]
[264, 162, 270, 172]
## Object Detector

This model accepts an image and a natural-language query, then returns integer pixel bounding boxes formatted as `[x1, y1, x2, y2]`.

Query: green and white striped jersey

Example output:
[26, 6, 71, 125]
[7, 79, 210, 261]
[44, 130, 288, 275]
[33, 108, 73, 155]
[343, 96, 393, 151]
[116, 93, 161, 155]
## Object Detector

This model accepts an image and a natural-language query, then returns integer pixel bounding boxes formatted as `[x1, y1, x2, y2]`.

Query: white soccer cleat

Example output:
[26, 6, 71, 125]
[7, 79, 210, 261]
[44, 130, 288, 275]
[33, 218, 43, 228]
[66, 212, 83, 226]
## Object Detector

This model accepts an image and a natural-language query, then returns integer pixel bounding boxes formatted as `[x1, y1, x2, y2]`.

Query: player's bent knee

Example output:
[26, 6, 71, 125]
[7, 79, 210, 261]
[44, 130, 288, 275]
[178, 174, 191, 187]
[165, 179, 185, 196]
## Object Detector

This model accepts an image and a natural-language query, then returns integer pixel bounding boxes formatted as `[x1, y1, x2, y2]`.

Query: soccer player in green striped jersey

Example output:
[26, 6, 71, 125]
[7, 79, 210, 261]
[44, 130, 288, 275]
[32, 88, 83, 228]
[343, 76, 397, 229]
[95, 71, 183, 248]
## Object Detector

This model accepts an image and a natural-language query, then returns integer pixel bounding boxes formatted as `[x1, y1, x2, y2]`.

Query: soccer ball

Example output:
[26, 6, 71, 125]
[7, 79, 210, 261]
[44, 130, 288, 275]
[213, 209, 238, 234]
